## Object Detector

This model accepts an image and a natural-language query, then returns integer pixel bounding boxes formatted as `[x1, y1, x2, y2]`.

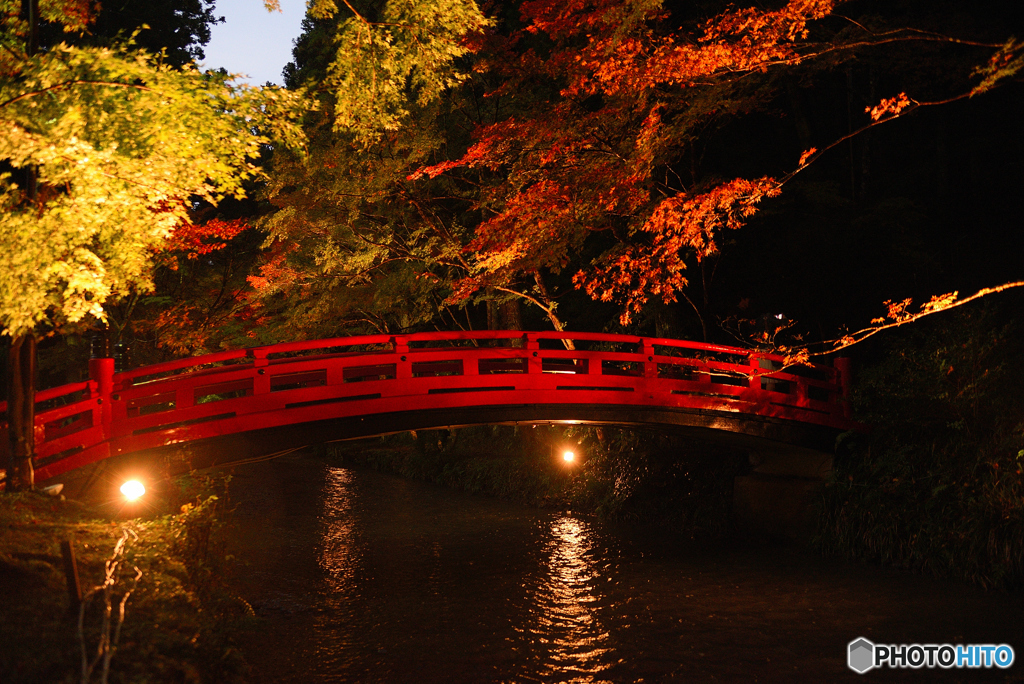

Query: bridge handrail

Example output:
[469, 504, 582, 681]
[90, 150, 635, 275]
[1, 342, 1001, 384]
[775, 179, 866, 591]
[112, 330, 812, 387]
[0, 380, 95, 416]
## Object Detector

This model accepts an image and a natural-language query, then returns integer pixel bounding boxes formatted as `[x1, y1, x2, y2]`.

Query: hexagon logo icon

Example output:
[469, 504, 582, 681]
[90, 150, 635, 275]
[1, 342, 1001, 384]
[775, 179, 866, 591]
[848, 638, 875, 674]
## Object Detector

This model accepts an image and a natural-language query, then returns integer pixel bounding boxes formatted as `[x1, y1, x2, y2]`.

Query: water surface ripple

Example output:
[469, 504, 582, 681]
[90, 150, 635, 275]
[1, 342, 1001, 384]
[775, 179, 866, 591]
[228, 454, 1023, 683]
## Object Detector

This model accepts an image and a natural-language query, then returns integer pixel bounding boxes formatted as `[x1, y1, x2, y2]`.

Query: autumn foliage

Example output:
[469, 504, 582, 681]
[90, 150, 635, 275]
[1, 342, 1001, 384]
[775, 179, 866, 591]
[401, 0, 849, 323]
[163, 218, 251, 265]
[399, 0, 1019, 333]
[244, 0, 1022, 349]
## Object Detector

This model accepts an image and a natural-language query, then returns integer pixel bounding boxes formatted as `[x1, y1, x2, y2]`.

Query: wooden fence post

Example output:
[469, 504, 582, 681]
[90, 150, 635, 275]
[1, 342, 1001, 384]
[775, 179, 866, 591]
[60, 539, 82, 613]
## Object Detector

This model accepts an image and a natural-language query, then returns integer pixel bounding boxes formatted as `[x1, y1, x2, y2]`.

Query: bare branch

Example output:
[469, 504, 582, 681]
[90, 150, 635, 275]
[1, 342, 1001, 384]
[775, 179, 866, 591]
[493, 282, 575, 350]
[811, 281, 1024, 358]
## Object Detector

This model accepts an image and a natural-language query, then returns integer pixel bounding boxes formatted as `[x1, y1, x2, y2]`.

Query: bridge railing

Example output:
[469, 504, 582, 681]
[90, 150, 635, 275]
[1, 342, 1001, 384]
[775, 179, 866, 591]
[1, 331, 855, 483]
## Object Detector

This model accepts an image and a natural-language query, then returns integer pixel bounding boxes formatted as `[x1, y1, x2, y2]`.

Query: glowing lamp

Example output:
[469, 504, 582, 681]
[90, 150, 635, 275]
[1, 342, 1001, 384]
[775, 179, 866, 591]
[563, 451, 575, 463]
[120, 480, 145, 501]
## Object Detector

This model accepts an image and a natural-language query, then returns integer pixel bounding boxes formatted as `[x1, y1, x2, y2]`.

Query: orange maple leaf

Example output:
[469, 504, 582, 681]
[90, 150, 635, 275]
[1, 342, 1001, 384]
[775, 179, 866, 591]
[798, 147, 817, 167]
[866, 93, 914, 121]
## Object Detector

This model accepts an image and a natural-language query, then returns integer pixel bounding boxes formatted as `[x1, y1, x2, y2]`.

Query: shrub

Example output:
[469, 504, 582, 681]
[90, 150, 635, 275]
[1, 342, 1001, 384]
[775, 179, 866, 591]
[817, 303, 1024, 588]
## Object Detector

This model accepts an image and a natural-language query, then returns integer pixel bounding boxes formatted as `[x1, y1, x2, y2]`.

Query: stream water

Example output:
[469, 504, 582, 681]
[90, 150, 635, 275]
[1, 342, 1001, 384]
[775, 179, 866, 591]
[226, 451, 1023, 682]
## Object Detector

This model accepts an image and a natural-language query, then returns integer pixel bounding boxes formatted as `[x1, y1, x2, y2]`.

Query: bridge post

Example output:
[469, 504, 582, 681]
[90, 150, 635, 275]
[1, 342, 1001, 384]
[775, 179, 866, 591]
[524, 333, 541, 374]
[250, 349, 271, 395]
[794, 374, 808, 407]
[175, 384, 194, 411]
[88, 357, 114, 432]
[834, 357, 852, 420]
[640, 339, 657, 379]
[748, 354, 762, 390]
[392, 335, 413, 380]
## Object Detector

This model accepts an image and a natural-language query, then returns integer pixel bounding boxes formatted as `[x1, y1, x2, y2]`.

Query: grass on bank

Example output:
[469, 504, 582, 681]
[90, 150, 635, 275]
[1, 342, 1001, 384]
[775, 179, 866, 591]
[0, 473, 252, 684]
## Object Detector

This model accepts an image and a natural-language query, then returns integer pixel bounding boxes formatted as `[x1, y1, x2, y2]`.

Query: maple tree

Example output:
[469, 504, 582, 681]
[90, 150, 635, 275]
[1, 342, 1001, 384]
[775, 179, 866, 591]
[250, 0, 619, 341]
[33, 0, 495, 355]
[247, 0, 1021, 355]
[242, 0, 510, 341]
[112, 212, 265, 358]
[0, 0, 304, 489]
[411, 0, 1022, 340]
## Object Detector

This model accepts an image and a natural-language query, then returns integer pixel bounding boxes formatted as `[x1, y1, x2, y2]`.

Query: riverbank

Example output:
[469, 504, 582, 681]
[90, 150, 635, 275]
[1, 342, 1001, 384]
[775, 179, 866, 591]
[0, 476, 252, 684]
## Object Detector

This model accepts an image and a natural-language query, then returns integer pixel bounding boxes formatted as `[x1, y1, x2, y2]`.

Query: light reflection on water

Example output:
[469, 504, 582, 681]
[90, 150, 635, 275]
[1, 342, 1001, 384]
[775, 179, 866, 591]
[312, 468, 620, 682]
[314, 467, 362, 666]
[231, 457, 1024, 683]
[317, 467, 359, 587]
[524, 516, 613, 682]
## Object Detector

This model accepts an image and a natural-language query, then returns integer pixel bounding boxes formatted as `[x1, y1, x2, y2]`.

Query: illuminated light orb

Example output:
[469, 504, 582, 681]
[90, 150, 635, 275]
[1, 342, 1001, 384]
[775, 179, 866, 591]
[563, 451, 575, 463]
[120, 480, 145, 501]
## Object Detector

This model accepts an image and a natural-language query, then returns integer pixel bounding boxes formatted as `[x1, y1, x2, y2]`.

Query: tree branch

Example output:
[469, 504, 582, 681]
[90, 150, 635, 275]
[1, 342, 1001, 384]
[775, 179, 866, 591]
[808, 281, 1024, 359]
[493, 282, 576, 350]
[0, 80, 154, 110]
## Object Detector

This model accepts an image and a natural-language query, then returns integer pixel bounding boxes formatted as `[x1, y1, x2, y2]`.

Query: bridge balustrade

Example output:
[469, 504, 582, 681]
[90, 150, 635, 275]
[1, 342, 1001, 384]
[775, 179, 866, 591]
[0, 331, 856, 483]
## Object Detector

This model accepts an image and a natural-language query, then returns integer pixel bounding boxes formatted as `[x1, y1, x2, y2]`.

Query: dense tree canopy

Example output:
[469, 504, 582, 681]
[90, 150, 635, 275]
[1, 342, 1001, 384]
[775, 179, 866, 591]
[11, 0, 1018, 359]
[0, 45, 301, 337]
[28, 0, 224, 67]
[0, 0, 303, 488]
[243, 0, 1021, 349]
[241, 0, 497, 341]
[80, 0, 222, 67]
[414, 0, 1021, 331]
[0, 0, 305, 338]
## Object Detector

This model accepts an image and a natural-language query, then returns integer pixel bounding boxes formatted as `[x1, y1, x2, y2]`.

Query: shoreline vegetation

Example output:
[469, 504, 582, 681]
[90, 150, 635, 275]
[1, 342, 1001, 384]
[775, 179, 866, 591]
[816, 305, 1024, 590]
[0, 474, 252, 684]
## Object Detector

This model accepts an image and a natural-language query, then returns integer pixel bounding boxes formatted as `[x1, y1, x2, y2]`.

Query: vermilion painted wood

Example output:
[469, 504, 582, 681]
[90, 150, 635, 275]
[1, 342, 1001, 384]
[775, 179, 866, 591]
[0, 331, 861, 483]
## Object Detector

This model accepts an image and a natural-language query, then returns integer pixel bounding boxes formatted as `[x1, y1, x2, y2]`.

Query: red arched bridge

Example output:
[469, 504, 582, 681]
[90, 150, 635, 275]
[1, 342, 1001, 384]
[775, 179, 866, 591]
[1, 331, 861, 484]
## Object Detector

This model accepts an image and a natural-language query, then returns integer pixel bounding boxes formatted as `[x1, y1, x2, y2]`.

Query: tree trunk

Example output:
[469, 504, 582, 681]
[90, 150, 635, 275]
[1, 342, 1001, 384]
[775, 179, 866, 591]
[531, 271, 575, 350]
[486, 287, 498, 331]
[26, 0, 39, 56]
[6, 334, 37, 491]
[7, 3, 40, 491]
[500, 299, 522, 331]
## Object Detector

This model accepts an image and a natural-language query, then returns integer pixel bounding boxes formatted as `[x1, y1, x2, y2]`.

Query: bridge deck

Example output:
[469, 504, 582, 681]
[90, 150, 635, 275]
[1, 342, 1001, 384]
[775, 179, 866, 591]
[1, 331, 861, 483]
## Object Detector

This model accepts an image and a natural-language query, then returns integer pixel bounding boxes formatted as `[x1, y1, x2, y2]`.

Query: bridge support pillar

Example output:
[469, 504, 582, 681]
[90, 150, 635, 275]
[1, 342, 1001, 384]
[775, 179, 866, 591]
[733, 448, 832, 543]
[88, 357, 114, 429]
